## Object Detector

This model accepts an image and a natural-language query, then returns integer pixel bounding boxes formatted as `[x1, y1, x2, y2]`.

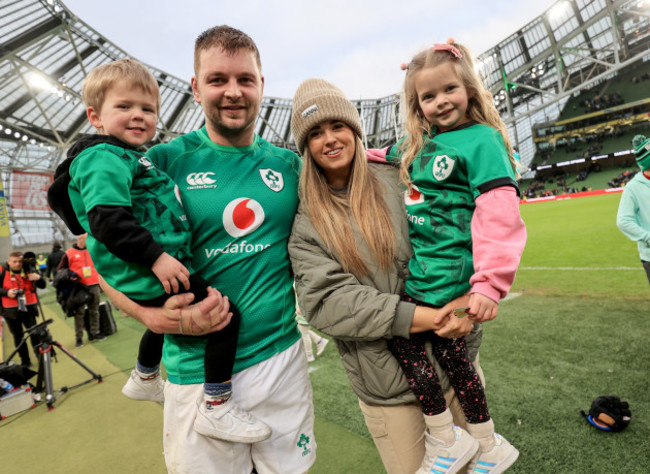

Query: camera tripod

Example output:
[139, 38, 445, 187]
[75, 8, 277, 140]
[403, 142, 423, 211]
[6, 318, 102, 409]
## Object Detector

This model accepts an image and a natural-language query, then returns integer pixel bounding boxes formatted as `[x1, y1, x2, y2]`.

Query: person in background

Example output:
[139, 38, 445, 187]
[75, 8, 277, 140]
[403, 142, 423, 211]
[57, 233, 105, 347]
[617, 134, 650, 285]
[36, 254, 47, 276]
[45, 242, 64, 281]
[0, 251, 45, 367]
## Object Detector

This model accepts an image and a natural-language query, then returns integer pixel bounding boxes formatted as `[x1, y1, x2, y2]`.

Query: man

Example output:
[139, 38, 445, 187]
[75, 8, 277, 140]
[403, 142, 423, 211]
[45, 242, 65, 281]
[104, 26, 314, 473]
[36, 254, 47, 276]
[57, 233, 105, 346]
[0, 251, 46, 366]
[617, 134, 650, 285]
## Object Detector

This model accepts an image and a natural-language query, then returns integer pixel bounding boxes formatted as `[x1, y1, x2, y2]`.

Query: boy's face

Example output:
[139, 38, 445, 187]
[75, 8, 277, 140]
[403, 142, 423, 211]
[87, 80, 157, 146]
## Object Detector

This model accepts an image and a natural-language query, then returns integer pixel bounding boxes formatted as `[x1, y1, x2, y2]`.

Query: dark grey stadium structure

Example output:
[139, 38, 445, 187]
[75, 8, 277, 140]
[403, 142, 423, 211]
[1, 0, 649, 247]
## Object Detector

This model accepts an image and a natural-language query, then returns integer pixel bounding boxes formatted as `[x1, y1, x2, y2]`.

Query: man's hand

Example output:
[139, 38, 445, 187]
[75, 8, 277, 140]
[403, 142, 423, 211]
[152, 252, 190, 294]
[467, 293, 498, 322]
[7, 289, 17, 298]
[156, 287, 233, 336]
[27, 272, 41, 281]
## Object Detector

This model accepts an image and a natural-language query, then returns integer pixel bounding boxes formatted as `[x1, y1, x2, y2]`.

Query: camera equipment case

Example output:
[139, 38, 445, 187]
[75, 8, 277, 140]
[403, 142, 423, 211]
[0, 385, 36, 419]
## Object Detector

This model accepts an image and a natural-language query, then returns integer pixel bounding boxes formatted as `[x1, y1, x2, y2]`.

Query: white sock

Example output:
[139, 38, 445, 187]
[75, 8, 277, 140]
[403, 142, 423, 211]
[466, 419, 496, 451]
[424, 408, 455, 445]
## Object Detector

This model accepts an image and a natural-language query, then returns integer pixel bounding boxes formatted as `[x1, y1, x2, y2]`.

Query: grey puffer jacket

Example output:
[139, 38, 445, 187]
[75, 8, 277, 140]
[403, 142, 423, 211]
[289, 163, 482, 406]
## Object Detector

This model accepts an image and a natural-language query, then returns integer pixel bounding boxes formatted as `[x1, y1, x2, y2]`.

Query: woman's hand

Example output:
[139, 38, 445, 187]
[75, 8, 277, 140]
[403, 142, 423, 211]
[434, 315, 474, 339]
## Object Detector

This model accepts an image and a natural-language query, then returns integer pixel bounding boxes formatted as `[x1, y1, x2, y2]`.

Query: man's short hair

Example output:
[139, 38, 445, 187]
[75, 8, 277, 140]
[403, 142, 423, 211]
[8, 251, 22, 258]
[194, 25, 262, 75]
[82, 58, 161, 115]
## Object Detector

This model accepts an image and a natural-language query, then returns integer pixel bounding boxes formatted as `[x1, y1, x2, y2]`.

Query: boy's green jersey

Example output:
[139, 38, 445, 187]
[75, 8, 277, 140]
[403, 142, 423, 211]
[387, 123, 518, 306]
[67, 141, 192, 300]
[147, 128, 302, 382]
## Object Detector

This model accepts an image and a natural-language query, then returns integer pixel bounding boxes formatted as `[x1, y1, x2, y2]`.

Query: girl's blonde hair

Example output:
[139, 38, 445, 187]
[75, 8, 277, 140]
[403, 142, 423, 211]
[400, 41, 517, 185]
[300, 135, 395, 279]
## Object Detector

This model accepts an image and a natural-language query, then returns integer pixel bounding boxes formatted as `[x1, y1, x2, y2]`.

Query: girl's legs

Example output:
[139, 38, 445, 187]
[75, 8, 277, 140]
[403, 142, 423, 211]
[427, 332, 490, 424]
[388, 334, 481, 472]
[387, 333, 447, 416]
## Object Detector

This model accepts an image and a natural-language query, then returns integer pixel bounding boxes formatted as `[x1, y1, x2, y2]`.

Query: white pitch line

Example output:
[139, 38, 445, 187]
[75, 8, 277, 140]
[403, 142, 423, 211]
[519, 266, 639, 271]
[503, 292, 522, 301]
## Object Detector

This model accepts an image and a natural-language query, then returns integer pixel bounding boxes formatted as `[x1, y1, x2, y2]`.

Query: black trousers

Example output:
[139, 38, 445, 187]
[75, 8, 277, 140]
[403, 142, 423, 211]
[4, 306, 39, 365]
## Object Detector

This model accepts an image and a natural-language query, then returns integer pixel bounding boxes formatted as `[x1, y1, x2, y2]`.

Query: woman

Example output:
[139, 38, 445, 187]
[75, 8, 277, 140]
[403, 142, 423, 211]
[288, 78, 483, 474]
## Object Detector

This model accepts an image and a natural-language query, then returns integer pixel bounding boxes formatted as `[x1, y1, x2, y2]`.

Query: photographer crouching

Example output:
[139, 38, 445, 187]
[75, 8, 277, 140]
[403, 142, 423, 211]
[1, 251, 46, 367]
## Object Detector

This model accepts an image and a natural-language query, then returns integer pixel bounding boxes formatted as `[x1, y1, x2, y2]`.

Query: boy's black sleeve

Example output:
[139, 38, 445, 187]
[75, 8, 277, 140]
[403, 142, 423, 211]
[87, 205, 165, 268]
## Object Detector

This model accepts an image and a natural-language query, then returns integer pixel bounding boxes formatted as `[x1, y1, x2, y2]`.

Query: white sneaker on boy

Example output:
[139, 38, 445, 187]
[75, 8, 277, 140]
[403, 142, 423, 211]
[193, 396, 272, 443]
[466, 433, 519, 473]
[121, 369, 164, 403]
[416, 425, 479, 474]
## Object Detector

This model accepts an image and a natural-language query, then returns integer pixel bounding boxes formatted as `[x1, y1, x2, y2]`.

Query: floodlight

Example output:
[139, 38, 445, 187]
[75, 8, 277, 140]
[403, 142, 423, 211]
[548, 1, 571, 22]
[25, 71, 53, 91]
[14, 132, 21, 138]
[5, 128, 11, 135]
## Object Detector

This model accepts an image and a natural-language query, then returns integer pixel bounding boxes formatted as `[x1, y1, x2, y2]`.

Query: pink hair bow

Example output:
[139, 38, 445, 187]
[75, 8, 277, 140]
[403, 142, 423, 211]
[431, 43, 462, 59]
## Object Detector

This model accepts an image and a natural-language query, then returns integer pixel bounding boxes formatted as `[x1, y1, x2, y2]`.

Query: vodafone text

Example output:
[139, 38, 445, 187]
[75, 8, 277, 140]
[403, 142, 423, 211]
[205, 240, 271, 257]
[407, 211, 425, 226]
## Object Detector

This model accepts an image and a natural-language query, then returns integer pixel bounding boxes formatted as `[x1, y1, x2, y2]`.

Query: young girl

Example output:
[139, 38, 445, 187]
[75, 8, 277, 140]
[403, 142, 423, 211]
[373, 40, 527, 473]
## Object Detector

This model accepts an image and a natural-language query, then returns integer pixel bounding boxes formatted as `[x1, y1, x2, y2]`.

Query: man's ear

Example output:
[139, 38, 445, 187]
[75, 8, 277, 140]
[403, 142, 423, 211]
[191, 77, 201, 104]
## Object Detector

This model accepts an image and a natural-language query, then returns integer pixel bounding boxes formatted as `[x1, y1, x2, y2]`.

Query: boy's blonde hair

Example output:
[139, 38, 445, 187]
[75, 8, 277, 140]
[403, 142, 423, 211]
[82, 58, 161, 115]
[400, 41, 517, 185]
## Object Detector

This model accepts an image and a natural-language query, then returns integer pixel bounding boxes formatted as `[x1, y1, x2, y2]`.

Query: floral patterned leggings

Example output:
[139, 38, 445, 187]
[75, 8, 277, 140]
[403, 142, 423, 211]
[387, 296, 490, 423]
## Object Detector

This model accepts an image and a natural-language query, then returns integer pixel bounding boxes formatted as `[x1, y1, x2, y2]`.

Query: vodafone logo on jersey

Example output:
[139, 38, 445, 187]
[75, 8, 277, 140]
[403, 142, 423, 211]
[223, 198, 265, 237]
[404, 184, 425, 206]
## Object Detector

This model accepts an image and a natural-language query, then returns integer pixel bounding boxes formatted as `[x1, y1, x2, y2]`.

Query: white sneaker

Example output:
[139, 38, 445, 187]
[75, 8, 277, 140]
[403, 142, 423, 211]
[306, 353, 315, 362]
[316, 338, 329, 356]
[194, 397, 272, 443]
[121, 370, 164, 403]
[466, 433, 519, 473]
[417, 425, 479, 474]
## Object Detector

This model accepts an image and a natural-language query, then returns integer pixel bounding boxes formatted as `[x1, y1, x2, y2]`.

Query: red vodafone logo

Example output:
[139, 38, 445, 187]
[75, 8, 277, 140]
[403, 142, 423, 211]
[404, 184, 425, 205]
[223, 198, 265, 237]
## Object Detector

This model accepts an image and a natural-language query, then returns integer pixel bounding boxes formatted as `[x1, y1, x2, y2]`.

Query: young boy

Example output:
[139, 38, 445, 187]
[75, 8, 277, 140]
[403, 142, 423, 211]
[47, 58, 270, 443]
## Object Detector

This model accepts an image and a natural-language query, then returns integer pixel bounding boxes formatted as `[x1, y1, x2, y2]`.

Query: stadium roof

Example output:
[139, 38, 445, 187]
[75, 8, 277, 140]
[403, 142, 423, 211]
[1, 0, 648, 246]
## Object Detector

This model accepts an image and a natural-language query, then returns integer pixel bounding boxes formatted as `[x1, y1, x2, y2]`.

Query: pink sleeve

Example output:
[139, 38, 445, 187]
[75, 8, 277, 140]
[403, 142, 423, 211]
[366, 147, 389, 163]
[469, 186, 527, 302]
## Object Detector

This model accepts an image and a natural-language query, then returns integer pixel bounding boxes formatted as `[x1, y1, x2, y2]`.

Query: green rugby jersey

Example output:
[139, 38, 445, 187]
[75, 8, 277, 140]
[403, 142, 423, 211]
[148, 128, 302, 382]
[388, 123, 518, 306]
[68, 141, 192, 300]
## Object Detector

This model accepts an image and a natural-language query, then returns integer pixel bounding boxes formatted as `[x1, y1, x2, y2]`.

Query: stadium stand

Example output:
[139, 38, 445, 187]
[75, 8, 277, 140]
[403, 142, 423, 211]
[0, 0, 649, 245]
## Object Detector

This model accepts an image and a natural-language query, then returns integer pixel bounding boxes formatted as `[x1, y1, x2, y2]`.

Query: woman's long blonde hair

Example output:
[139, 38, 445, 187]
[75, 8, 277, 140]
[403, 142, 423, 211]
[400, 41, 517, 185]
[300, 135, 395, 278]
